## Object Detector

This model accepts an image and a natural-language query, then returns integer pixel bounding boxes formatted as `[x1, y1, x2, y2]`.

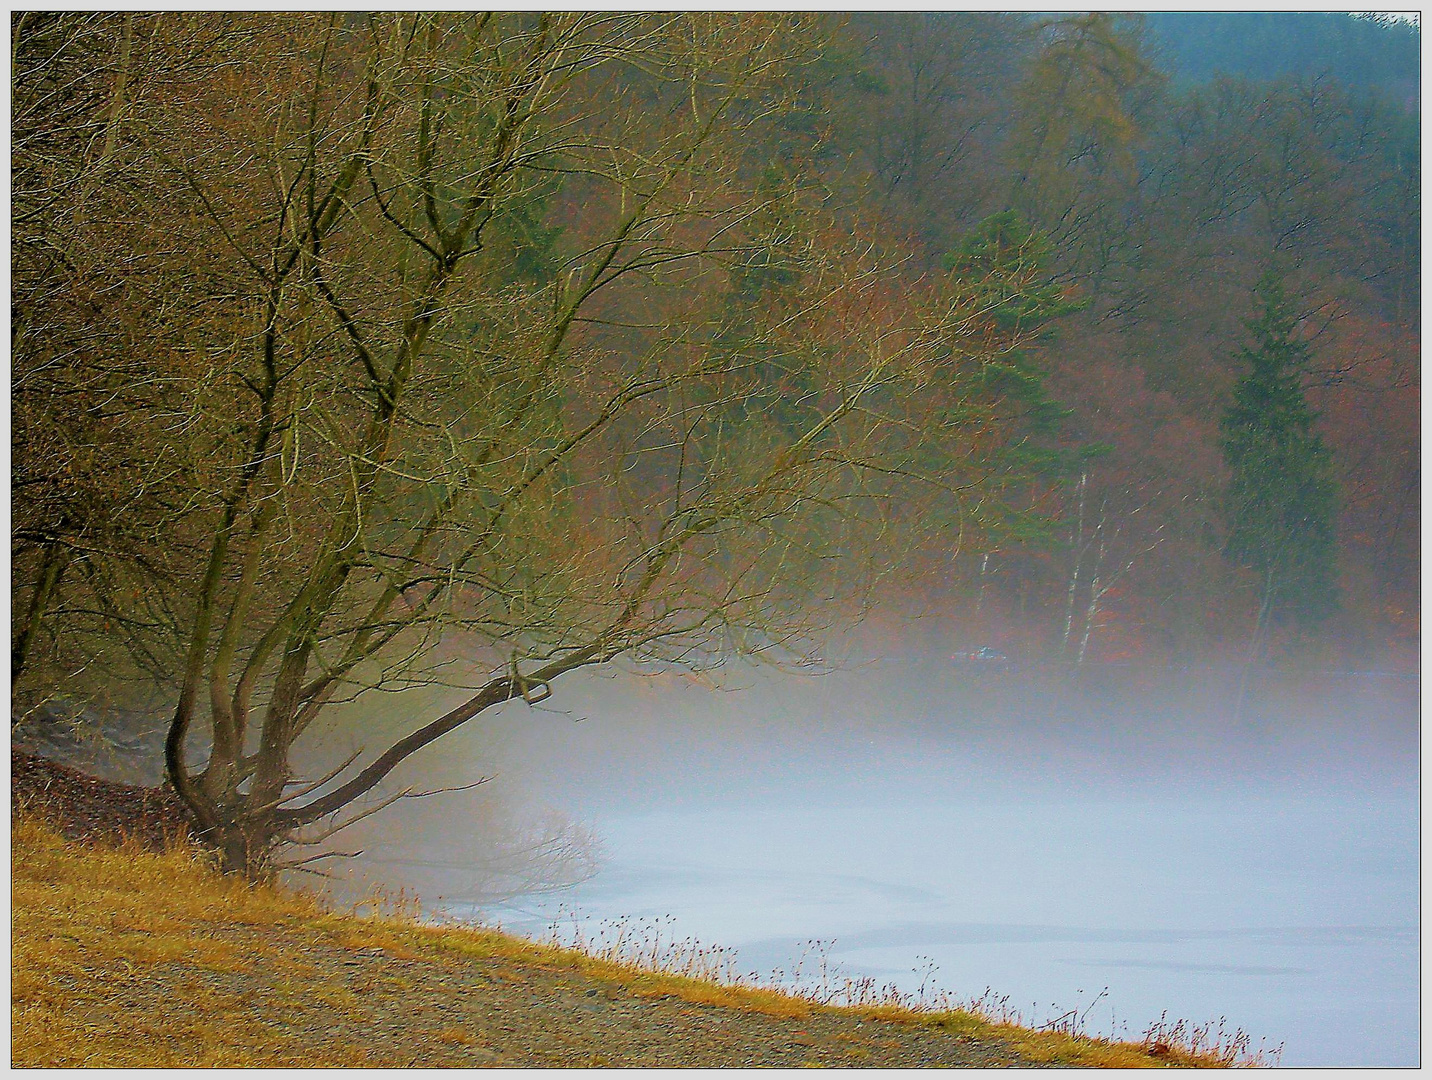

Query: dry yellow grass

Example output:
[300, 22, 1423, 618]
[13, 815, 1254, 1067]
[13, 816, 356, 1067]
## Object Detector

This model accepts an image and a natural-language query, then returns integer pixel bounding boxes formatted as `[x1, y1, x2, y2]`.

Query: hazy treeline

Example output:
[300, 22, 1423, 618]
[825, 12, 1419, 668]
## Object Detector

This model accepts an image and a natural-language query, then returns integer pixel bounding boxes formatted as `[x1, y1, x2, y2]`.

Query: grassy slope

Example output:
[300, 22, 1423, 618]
[12, 817, 1238, 1068]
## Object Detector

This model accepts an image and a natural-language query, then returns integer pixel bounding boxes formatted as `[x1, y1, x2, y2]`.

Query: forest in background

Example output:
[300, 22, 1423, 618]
[827, 12, 1419, 670]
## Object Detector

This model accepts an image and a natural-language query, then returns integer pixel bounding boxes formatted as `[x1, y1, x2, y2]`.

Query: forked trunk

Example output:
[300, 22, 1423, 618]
[168, 727, 285, 881]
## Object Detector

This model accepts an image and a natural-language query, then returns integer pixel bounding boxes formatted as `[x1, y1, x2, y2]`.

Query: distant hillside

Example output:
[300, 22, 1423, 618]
[1144, 12, 1419, 105]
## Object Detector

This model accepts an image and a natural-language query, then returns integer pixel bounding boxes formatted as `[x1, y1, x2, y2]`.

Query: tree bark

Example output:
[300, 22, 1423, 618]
[12, 540, 70, 689]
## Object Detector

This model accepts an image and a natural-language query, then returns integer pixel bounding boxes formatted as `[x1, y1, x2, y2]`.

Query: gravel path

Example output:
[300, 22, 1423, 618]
[73, 920, 1041, 1068]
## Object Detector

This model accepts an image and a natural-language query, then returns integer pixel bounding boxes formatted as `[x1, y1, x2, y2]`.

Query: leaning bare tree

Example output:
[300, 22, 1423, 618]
[18, 13, 1065, 876]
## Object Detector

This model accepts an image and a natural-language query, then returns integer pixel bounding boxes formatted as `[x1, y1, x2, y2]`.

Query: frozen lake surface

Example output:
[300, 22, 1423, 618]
[354, 663, 1418, 1067]
[475, 786, 1416, 1067]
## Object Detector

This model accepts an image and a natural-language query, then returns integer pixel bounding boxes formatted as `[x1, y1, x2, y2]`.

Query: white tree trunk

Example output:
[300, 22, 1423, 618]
[1061, 470, 1088, 656]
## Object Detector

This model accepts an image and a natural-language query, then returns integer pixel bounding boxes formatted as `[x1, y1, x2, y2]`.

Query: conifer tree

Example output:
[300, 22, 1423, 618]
[1220, 271, 1338, 670]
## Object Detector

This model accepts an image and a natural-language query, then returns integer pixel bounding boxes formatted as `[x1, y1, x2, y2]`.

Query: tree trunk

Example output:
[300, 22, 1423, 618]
[975, 551, 993, 619]
[12, 540, 70, 689]
[1061, 470, 1088, 656]
[1233, 566, 1276, 723]
[208, 818, 278, 880]
[1077, 573, 1101, 667]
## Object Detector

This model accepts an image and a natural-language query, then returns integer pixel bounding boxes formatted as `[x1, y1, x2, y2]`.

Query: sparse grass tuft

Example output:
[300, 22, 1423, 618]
[533, 908, 1281, 1066]
[1139, 1011, 1284, 1068]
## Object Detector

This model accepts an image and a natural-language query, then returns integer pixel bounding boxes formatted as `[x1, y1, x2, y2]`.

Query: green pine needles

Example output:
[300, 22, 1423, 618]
[1220, 271, 1338, 633]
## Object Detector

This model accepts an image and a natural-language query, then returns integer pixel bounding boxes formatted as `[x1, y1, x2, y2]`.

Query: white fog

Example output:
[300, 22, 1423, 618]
[311, 658, 1418, 1067]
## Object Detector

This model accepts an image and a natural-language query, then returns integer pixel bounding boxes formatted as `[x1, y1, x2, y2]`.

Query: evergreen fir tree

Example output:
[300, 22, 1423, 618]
[1220, 271, 1339, 656]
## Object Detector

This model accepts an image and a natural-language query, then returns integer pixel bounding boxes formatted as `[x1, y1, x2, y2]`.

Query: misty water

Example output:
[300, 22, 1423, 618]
[327, 659, 1418, 1067]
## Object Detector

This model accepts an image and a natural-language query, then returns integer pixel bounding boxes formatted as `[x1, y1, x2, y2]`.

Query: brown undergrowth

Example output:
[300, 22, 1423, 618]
[12, 814, 1273, 1067]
